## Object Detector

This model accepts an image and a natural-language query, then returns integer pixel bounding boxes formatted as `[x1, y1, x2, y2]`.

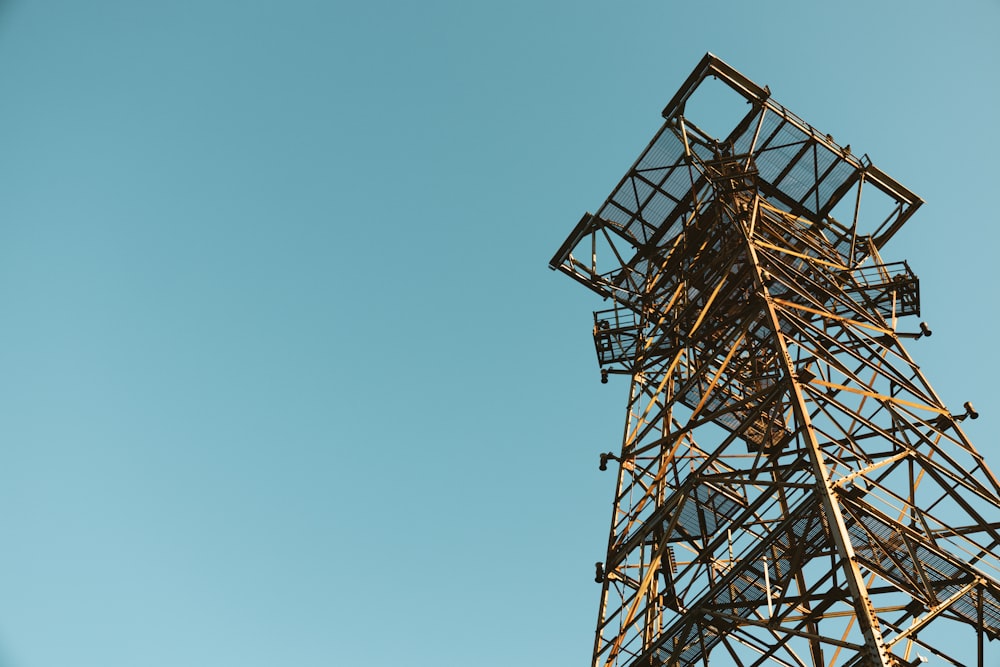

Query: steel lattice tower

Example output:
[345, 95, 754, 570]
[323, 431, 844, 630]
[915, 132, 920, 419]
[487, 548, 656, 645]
[549, 54, 1000, 667]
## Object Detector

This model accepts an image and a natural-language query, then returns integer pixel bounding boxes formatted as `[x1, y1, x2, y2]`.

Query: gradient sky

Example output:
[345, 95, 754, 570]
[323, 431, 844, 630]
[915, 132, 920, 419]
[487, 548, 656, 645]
[0, 2, 998, 666]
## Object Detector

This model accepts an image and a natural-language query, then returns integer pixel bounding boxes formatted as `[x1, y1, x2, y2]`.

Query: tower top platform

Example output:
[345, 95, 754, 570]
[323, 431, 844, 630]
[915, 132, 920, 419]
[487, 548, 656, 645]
[550, 53, 922, 286]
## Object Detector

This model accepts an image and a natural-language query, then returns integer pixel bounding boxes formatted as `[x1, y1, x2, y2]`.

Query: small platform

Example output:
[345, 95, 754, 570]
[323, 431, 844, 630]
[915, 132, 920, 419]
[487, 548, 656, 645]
[844, 260, 920, 318]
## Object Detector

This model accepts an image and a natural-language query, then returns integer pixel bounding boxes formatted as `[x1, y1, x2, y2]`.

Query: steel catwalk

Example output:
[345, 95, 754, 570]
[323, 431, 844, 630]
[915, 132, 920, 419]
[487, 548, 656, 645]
[550, 54, 1000, 667]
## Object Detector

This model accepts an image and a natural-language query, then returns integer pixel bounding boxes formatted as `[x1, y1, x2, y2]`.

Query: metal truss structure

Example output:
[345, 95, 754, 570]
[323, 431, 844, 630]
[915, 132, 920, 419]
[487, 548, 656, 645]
[549, 54, 1000, 667]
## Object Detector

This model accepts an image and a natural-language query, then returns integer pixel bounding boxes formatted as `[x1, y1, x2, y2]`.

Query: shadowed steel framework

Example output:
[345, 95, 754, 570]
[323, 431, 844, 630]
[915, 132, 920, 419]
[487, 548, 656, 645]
[549, 54, 1000, 667]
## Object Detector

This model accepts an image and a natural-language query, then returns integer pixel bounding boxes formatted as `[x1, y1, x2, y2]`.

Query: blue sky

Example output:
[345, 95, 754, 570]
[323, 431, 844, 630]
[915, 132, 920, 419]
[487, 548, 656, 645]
[0, 1, 997, 666]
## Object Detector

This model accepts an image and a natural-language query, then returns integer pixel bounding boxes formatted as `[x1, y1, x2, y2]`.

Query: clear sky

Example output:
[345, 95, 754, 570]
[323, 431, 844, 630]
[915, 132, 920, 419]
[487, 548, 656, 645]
[0, 1, 997, 666]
